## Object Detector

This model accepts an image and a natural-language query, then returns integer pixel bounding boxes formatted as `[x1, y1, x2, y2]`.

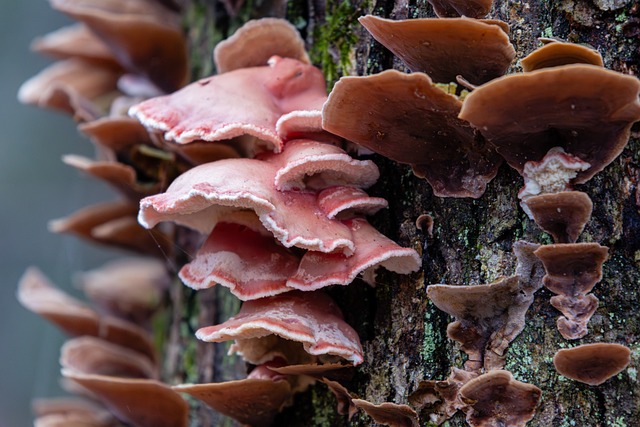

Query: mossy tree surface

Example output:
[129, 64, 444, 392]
[176, 0, 640, 425]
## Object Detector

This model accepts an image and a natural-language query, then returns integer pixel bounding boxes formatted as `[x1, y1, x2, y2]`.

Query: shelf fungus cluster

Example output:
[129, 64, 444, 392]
[17, 0, 640, 425]
[18, 9, 422, 426]
[323, 9, 639, 427]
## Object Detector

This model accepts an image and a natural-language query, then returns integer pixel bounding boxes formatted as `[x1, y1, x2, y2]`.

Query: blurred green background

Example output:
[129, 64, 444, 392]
[0, 2, 117, 425]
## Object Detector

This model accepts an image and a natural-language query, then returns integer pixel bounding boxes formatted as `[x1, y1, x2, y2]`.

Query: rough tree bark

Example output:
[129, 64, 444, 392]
[167, 0, 640, 425]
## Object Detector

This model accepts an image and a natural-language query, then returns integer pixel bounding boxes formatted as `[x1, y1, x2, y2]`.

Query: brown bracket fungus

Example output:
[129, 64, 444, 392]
[17, 267, 157, 362]
[61, 370, 189, 427]
[459, 64, 640, 186]
[359, 15, 515, 85]
[522, 191, 593, 243]
[521, 40, 604, 72]
[174, 379, 293, 427]
[553, 343, 631, 385]
[459, 370, 541, 427]
[32, 397, 116, 427]
[534, 243, 609, 339]
[426, 0, 494, 18]
[213, 18, 310, 74]
[195, 291, 364, 366]
[322, 70, 503, 198]
[427, 275, 538, 371]
[351, 399, 420, 427]
[50, 0, 188, 93]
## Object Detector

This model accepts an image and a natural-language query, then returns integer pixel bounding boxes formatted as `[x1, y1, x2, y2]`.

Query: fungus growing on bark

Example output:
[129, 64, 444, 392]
[322, 70, 502, 198]
[196, 291, 364, 365]
[427, 275, 536, 371]
[61, 370, 189, 427]
[17, 58, 119, 121]
[129, 56, 328, 156]
[174, 379, 292, 427]
[358, 15, 514, 85]
[60, 336, 157, 379]
[213, 18, 310, 74]
[49, 200, 172, 256]
[522, 191, 593, 243]
[50, 0, 188, 93]
[459, 64, 640, 185]
[553, 343, 631, 385]
[17, 267, 156, 361]
[521, 40, 603, 72]
[351, 399, 420, 427]
[426, 0, 494, 18]
[459, 370, 541, 427]
[534, 243, 609, 339]
[76, 257, 169, 324]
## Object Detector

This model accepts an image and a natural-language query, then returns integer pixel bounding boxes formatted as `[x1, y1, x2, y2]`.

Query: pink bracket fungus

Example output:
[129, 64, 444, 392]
[32, 397, 116, 427]
[61, 370, 189, 427]
[213, 18, 310, 74]
[534, 243, 609, 339]
[359, 15, 515, 85]
[129, 56, 328, 156]
[50, 0, 188, 93]
[553, 343, 631, 386]
[195, 291, 364, 366]
[521, 191, 593, 243]
[17, 267, 157, 362]
[174, 379, 293, 427]
[521, 40, 604, 72]
[426, 0, 494, 18]
[322, 70, 503, 198]
[351, 399, 420, 427]
[458, 370, 541, 427]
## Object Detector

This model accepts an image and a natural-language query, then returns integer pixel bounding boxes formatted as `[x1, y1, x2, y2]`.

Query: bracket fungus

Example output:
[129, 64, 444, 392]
[17, 267, 156, 362]
[521, 191, 593, 243]
[459, 64, 640, 186]
[61, 370, 189, 427]
[129, 56, 328, 155]
[534, 243, 609, 339]
[459, 370, 541, 427]
[359, 15, 514, 85]
[553, 343, 631, 385]
[521, 40, 604, 72]
[427, 275, 536, 371]
[351, 399, 420, 427]
[50, 0, 188, 93]
[213, 18, 309, 74]
[195, 291, 364, 366]
[322, 69, 503, 198]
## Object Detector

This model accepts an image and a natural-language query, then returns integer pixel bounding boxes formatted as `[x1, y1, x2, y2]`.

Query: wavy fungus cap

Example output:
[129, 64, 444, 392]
[322, 70, 502, 198]
[521, 40, 603, 72]
[214, 18, 310, 74]
[459, 64, 640, 183]
[359, 15, 514, 85]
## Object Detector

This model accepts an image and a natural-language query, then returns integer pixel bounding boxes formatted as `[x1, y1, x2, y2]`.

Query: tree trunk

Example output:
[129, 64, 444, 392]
[173, 0, 640, 425]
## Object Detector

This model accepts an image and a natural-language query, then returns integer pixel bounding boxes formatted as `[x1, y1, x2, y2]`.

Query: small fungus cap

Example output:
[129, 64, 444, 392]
[459, 370, 541, 427]
[359, 15, 514, 85]
[214, 18, 310, 74]
[522, 191, 593, 243]
[521, 41, 603, 72]
[322, 70, 502, 198]
[459, 64, 640, 184]
[553, 343, 631, 385]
